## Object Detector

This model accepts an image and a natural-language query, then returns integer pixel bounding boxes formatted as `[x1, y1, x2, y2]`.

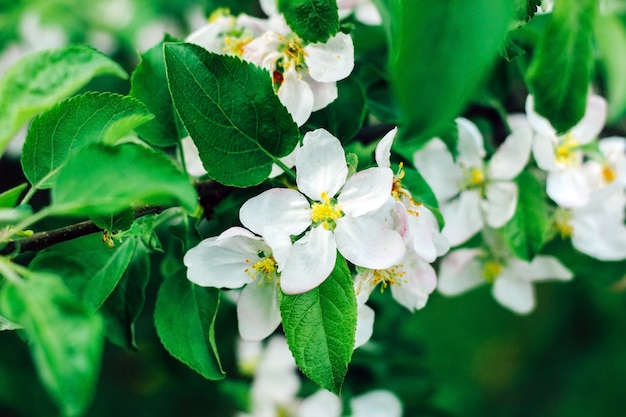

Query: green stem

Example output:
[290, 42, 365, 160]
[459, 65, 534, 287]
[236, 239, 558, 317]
[273, 158, 297, 181]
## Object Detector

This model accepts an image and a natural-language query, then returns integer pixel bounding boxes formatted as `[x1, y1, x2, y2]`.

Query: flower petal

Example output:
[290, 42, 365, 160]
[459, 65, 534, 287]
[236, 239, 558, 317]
[338, 167, 393, 217]
[268, 142, 299, 178]
[350, 390, 403, 417]
[305, 32, 355, 83]
[296, 128, 348, 199]
[180, 136, 207, 177]
[487, 126, 532, 180]
[390, 251, 437, 311]
[437, 249, 483, 295]
[355, 304, 375, 349]
[305, 75, 338, 111]
[508, 256, 573, 282]
[335, 216, 405, 269]
[278, 67, 314, 126]
[570, 94, 607, 144]
[492, 273, 535, 314]
[546, 169, 591, 208]
[237, 281, 282, 341]
[456, 117, 486, 168]
[239, 188, 312, 237]
[280, 227, 337, 294]
[413, 138, 463, 202]
[298, 390, 342, 417]
[525, 94, 557, 139]
[374, 127, 398, 168]
[481, 181, 518, 228]
[532, 134, 559, 171]
[441, 190, 483, 247]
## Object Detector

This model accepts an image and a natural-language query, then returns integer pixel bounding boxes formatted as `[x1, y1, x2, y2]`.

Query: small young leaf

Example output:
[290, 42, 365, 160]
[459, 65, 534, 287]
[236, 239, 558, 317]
[500, 170, 549, 261]
[130, 34, 181, 147]
[0, 272, 105, 417]
[0, 183, 27, 208]
[21, 92, 154, 191]
[390, 0, 513, 144]
[154, 268, 225, 380]
[51, 142, 197, 216]
[277, 0, 339, 43]
[280, 253, 356, 394]
[29, 234, 138, 310]
[91, 209, 136, 233]
[164, 43, 299, 187]
[0, 45, 127, 154]
[101, 241, 150, 350]
[526, 0, 597, 134]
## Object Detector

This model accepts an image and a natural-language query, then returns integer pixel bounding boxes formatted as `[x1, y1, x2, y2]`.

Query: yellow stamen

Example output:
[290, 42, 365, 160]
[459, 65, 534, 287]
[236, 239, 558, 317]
[555, 134, 580, 166]
[482, 261, 503, 284]
[245, 255, 279, 284]
[554, 210, 574, 239]
[602, 164, 617, 184]
[311, 192, 343, 230]
[222, 35, 252, 56]
[366, 265, 407, 293]
[464, 167, 485, 188]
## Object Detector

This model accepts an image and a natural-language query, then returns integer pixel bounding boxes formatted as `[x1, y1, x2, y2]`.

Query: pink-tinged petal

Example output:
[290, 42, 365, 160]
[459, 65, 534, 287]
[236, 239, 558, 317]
[298, 390, 342, 417]
[570, 94, 607, 144]
[278, 68, 314, 126]
[374, 127, 398, 168]
[413, 138, 463, 202]
[405, 211, 437, 263]
[441, 190, 483, 247]
[237, 282, 282, 341]
[526, 95, 558, 139]
[239, 188, 312, 237]
[355, 304, 375, 349]
[390, 252, 437, 311]
[305, 75, 338, 111]
[338, 167, 393, 216]
[305, 32, 354, 83]
[335, 216, 405, 269]
[184, 232, 265, 288]
[481, 181, 518, 228]
[437, 249, 483, 295]
[532, 135, 559, 171]
[508, 256, 573, 282]
[456, 117, 486, 168]
[351, 390, 403, 417]
[492, 274, 535, 314]
[296, 129, 348, 199]
[487, 127, 532, 180]
[546, 169, 591, 208]
[280, 227, 337, 294]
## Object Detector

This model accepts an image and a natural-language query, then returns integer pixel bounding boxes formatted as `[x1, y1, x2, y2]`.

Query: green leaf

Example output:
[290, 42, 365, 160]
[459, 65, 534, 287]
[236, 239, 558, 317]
[280, 254, 356, 394]
[526, 0, 597, 134]
[390, 0, 513, 144]
[499, 170, 549, 261]
[0, 183, 26, 208]
[0, 272, 105, 417]
[305, 78, 366, 143]
[91, 209, 136, 233]
[101, 242, 150, 350]
[29, 234, 138, 310]
[130, 35, 181, 147]
[164, 43, 300, 187]
[0, 45, 127, 155]
[21, 92, 154, 192]
[51, 142, 197, 215]
[277, 0, 339, 43]
[594, 14, 626, 123]
[154, 269, 225, 380]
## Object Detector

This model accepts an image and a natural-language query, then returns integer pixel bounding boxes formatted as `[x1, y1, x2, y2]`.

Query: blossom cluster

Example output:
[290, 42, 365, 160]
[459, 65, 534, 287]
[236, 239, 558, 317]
[184, 128, 448, 342]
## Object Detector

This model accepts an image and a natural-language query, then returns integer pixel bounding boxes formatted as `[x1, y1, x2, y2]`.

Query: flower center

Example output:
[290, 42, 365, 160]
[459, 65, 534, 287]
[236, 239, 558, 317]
[464, 166, 485, 189]
[356, 265, 407, 296]
[482, 260, 503, 284]
[244, 254, 279, 284]
[602, 164, 617, 183]
[554, 134, 580, 166]
[222, 35, 252, 56]
[282, 36, 307, 70]
[554, 209, 573, 239]
[392, 163, 422, 216]
[311, 192, 343, 230]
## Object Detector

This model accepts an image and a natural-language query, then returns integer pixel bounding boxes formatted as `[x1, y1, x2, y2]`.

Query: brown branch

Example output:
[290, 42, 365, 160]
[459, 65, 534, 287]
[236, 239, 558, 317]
[0, 180, 232, 256]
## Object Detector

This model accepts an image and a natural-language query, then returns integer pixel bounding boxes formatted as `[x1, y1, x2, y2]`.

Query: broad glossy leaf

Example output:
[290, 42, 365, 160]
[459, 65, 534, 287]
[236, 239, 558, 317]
[101, 241, 150, 350]
[280, 254, 356, 394]
[0, 183, 26, 208]
[0, 45, 127, 154]
[51, 142, 197, 216]
[526, 0, 597, 134]
[130, 35, 180, 147]
[277, 0, 339, 43]
[29, 234, 138, 310]
[154, 268, 224, 380]
[164, 43, 299, 187]
[500, 170, 549, 261]
[0, 272, 105, 417]
[390, 0, 513, 144]
[21, 92, 153, 191]
[595, 15, 626, 123]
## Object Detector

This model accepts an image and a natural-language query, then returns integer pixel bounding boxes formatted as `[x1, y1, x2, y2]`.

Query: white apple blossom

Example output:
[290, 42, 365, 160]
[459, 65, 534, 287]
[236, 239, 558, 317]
[438, 248, 573, 314]
[183, 227, 283, 341]
[239, 128, 405, 294]
[297, 389, 403, 417]
[337, 0, 383, 25]
[413, 117, 533, 246]
[553, 184, 626, 261]
[525, 94, 607, 208]
[583, 136, 626, 191]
